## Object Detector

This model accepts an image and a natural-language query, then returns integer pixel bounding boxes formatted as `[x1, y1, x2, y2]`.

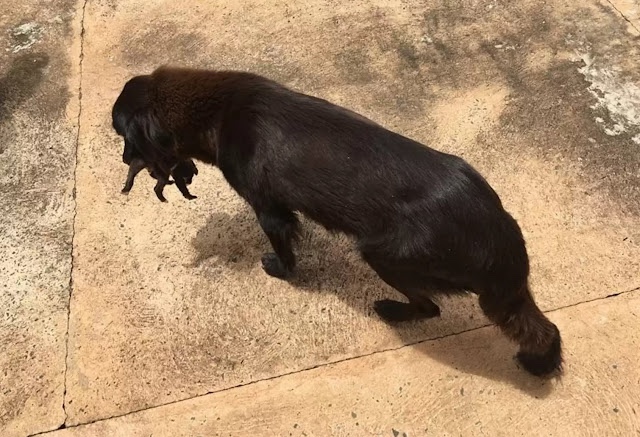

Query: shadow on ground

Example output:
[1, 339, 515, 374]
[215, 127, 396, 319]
[191, 208, 556, 398]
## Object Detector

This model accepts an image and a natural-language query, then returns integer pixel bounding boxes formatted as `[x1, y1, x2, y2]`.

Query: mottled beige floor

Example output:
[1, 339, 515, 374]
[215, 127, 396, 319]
[1, 0, 639, 436]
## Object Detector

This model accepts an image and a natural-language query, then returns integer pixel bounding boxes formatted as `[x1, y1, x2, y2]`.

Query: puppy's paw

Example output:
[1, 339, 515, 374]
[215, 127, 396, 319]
[374, 299, 423, 323]
[154, 191, 168, 202]
[121, 189, 130, 195]
[186, 194, 197, 200]
[261, 253, 291, 279]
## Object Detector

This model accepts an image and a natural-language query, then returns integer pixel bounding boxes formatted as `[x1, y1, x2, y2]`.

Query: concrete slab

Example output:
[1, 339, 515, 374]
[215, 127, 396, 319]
[48, 291, 640, 436]
[602, 0, 640, 35]
[0, 1, 80, 436]
[65, 0, 640, 426]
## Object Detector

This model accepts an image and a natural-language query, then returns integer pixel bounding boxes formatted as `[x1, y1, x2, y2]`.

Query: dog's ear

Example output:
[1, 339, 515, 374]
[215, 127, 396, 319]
[112, 107, 129, 137]
[125, 111, 176, 175]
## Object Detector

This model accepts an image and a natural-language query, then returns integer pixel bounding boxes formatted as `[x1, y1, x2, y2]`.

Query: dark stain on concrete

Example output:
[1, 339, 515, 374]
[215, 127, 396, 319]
[328, 9, 432, 117]
[333, 47, 375, 85]
[386, 0, 639, 215]
[466, 5, 640, 215]
[0, 48, 72, 208]
[484, 55, 640, 215]
[0, 53, 49, 123]
[396, 39, 421, 69]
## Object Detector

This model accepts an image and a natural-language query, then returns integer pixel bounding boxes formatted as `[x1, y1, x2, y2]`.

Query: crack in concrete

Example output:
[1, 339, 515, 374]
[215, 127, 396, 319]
[58, 0, 89, 431]
[31, 284, 640, 435]
[605, 0, 640, 34]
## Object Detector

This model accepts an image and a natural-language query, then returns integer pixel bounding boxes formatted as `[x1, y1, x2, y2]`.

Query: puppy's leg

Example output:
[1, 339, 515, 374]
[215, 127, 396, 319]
[255, 206, 299, 279]
[121, 159, 146, 194]
[362, 251, 441, 322]
[173, 175, 197, 200]
[478, 282, 562, 377]
[153, 179, 170, 202]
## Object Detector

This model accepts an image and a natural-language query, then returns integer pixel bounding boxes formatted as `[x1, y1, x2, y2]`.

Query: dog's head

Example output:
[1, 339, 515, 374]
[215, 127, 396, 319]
[112, 74, 176, 175]
[112, 75, 152, 135]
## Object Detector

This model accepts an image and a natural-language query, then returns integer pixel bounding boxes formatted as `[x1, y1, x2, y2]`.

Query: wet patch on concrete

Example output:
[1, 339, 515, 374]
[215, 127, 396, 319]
[0, 53, 50, 122]
[0, 52, 49, 157]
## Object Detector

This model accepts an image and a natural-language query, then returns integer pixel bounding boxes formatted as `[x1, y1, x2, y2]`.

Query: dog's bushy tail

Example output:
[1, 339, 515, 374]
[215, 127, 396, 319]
[479, 282, 563, 377]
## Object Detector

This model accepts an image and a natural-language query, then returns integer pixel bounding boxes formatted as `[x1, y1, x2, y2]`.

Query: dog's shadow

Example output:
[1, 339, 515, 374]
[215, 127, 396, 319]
[191, 209, 556, 397]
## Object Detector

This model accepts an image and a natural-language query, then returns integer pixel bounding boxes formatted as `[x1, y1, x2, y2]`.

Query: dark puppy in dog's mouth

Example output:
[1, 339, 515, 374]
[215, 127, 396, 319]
[111, 66, 563, 378]
[120, 139, 198, 202]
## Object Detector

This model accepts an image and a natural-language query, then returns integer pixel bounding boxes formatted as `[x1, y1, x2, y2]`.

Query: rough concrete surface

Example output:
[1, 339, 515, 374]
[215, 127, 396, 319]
[607, 0, 640, 34]
[46, 293, 640, 436]
[63, 0, 640, 425]
[0, 1, 80, 436]
[2, 0, 640, 435]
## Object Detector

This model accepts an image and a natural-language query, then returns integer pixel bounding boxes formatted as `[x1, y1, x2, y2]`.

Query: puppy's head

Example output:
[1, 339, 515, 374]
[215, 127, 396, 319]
[173, 159, 199, 184]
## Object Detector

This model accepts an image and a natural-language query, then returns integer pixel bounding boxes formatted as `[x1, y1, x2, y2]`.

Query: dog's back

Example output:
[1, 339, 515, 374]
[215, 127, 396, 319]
[147, 65, 531, 295]
[203, 76, 524, 273]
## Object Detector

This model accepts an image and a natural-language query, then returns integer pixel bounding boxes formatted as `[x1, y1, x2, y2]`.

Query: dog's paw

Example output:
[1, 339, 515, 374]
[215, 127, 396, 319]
[374, 299, 423, 322]
[261, 253, 291, 279]
[186, 194, 197, 200]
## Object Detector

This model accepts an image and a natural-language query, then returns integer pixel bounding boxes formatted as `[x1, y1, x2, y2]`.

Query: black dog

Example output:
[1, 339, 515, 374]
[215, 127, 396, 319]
[121, 150, 198, 202]
[111, 66, 563, 377]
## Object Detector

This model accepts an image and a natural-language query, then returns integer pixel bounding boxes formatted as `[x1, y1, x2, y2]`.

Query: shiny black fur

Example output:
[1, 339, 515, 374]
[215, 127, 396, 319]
[111, 66, 563, 377]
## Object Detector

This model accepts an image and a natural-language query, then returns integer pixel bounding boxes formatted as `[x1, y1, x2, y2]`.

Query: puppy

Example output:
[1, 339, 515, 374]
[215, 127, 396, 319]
[171, 159, 199, 199]
[111, 66, 563, 377]
[121, 142, 198, 202]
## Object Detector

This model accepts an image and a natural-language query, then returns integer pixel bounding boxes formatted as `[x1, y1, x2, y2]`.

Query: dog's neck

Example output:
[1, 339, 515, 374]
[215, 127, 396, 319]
[173, 127, 218, 167]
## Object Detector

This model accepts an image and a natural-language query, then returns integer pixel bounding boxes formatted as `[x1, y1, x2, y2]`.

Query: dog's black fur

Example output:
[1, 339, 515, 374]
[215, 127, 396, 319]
[120, 151, 198, 202]
[111, 66, 563, 377]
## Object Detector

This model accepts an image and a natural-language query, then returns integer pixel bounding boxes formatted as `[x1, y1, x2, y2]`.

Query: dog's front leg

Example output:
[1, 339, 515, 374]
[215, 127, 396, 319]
[255, 207, 299, 279]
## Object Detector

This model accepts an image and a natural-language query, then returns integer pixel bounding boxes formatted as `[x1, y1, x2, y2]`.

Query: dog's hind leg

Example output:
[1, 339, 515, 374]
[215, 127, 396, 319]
[361, 250, 442, 322]
[255, 205, 300, 279]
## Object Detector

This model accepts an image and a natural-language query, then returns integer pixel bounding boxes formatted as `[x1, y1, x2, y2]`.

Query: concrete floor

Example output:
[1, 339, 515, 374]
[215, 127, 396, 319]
[1, 0, 639, 436]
